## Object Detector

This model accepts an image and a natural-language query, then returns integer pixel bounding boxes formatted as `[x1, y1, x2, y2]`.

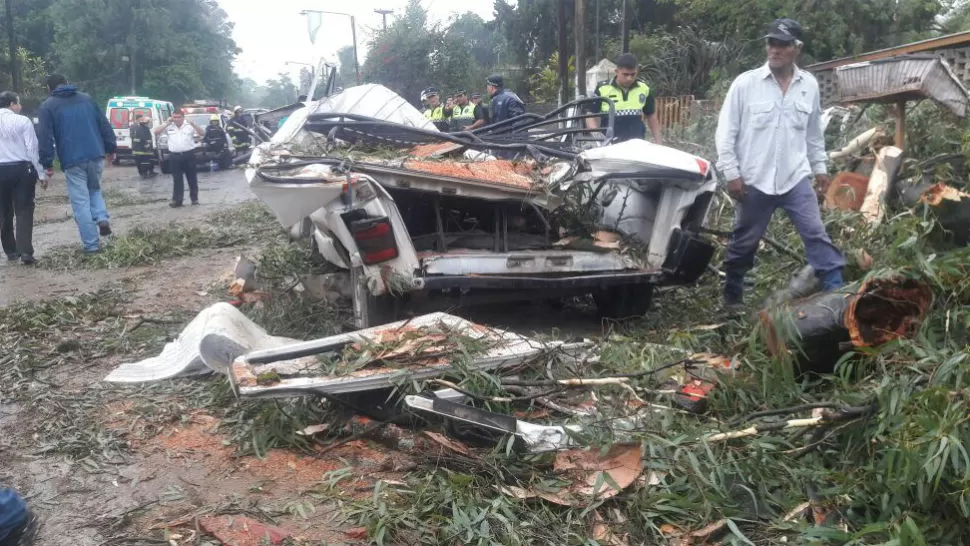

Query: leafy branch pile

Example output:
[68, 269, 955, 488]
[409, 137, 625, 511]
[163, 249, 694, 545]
[317, 323, 491, 376]
[41, 201, 279, 270]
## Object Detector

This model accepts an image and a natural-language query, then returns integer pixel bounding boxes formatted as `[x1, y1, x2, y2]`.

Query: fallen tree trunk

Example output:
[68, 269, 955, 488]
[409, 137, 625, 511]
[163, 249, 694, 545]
[900, 182, 970, 246]
[759, 277, 933, 374]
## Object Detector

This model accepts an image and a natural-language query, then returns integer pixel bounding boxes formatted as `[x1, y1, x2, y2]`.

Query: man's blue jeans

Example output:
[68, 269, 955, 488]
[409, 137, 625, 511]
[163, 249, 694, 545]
[64, 159, 110, 252]
[0, 488, 26, 543]
[724, 176, 845, 303]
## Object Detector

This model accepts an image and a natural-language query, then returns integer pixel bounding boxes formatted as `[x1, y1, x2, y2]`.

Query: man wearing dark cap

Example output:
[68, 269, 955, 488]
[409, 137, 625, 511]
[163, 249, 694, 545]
[485, 74, 525, 125]
[585, 53, 661, 143]
[448, 90, 486, 131]
[470, 92, 490, 125]
[715, 18, 844, 309]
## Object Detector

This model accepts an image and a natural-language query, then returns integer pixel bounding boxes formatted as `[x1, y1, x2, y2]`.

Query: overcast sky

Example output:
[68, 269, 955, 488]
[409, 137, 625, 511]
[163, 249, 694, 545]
[219, 0, 501, 84]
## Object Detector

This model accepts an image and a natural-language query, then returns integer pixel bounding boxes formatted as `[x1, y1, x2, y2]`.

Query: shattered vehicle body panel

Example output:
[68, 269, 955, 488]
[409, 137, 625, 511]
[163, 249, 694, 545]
[246, 84, 717, 327]
[229, 312, 581, 397]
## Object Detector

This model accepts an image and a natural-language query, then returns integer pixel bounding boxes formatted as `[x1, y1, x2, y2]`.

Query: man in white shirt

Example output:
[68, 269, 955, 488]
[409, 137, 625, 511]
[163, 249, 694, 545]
[0, 91, 47, 265]
[155, 109, 204, 207]
[714, 18, 845, 308]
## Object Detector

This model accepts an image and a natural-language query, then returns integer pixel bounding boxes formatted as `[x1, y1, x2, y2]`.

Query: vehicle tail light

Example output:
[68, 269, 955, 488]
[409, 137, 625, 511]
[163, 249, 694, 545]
[350, 216, 398, 265]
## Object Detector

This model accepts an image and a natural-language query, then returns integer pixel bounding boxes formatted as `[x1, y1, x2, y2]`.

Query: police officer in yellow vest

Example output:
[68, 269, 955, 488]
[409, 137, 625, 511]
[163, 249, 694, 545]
[585, 53, 662, 143]
[421, 87, 450, 132]
[448, 90, 486, 131]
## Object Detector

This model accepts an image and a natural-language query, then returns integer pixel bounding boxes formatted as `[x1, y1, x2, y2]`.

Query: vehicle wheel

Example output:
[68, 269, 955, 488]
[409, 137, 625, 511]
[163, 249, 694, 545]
[593, 284, 654, 320]
[160, 160, 171, 174]
[351, 267, 399, 328]
[111, 156, 120, 166]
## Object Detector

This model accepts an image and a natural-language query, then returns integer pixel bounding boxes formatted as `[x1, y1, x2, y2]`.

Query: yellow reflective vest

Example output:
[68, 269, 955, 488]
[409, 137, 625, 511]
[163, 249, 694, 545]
[424, 106, 445, 122]
[594, 78, 652, 141]
[449, 103, 476, 131]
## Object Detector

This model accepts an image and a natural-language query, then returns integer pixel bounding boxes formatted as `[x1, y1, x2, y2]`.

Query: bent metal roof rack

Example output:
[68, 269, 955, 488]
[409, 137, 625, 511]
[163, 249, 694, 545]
[301, 97, 617, 161]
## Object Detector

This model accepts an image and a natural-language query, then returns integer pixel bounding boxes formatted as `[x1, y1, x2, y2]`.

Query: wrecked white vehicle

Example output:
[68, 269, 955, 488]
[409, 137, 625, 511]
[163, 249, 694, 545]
[247, 85, 717, 328]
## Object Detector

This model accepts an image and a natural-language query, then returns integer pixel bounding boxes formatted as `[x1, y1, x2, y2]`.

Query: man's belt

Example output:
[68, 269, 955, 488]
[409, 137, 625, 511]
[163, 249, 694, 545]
[0, 160, 31, 167]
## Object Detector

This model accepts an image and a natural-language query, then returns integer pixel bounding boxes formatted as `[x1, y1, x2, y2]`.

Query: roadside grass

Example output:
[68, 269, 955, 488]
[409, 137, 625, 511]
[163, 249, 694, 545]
[102, 187, 165, 208]
[41, 201, 280, 270]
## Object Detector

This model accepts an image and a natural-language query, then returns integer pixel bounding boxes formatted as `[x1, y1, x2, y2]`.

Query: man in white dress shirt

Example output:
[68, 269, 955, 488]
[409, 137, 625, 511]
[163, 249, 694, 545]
[714, 18, 845, 309]
[0, 91, 47, 265]
[155, 109, 204, 207]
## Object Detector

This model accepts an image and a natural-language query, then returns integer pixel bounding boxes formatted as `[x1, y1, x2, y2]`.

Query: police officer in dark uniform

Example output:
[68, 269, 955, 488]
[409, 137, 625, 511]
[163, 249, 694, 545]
[485, 74, 525, 125]
[585, 53, 661, 143]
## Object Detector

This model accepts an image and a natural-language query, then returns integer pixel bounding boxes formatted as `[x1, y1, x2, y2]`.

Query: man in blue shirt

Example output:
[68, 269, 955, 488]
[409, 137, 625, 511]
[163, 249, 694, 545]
[714, 18, 844, 308]
[37, 74, 116, 254]
[484, 75, 525, 125]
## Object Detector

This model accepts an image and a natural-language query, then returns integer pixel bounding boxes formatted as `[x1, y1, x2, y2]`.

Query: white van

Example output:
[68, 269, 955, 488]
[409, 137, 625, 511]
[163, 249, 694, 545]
[105, 96, 175, 164]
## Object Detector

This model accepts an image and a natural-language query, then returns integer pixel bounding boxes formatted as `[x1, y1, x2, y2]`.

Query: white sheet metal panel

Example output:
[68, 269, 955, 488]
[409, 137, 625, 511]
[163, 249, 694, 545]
[231, 312, 589, 397]
[580, 139, 709, 179]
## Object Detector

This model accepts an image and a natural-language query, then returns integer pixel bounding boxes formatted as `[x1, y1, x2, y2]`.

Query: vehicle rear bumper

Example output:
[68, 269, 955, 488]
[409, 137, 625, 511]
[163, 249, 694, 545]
[415, 230, 714, 292]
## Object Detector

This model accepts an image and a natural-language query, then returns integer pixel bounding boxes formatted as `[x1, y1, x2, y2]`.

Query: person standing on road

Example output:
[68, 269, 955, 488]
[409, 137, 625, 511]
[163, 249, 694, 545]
[714, 18, 845, 309]
[131, 115, 156, 177]
[228, 106, 252, 154]
[585, 53, 662, 143]
[155, 109, 203, 207]
[0, 91, 46, 265]
[37, 74, 116, 254]
[484, 74, 525, 125]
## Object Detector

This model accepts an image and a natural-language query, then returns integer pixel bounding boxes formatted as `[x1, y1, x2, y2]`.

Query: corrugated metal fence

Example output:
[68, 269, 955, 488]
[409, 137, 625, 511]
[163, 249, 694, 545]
[656, 95, 695, 131]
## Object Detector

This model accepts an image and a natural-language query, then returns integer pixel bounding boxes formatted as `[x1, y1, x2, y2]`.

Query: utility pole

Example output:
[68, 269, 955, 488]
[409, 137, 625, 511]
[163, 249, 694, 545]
[575, 0, 586, 97]
[557, 0, 568, 106]
[374, 8, 392, 31]
[620, 0, 630, 53]
[594, 0, 600, 62]
[5, 0, 20, 92]
[350, 15, 360, 84]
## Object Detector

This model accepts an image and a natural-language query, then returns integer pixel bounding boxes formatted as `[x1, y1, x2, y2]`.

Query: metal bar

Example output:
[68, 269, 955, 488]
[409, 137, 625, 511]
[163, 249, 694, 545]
[434, 196, 447, 252]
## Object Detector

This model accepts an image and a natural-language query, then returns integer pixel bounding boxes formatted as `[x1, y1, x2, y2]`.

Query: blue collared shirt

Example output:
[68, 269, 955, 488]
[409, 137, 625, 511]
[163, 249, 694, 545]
[715, 63, 827, 195]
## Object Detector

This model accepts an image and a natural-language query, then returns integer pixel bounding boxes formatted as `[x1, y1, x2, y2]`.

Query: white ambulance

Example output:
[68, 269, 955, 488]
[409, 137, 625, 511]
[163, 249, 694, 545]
[105, 96, 175, 164]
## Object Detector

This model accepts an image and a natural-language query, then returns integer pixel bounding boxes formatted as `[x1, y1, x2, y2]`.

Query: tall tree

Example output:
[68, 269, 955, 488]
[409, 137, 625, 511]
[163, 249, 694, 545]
[362, 0, 438, 105]
[48, 0, 238, 105]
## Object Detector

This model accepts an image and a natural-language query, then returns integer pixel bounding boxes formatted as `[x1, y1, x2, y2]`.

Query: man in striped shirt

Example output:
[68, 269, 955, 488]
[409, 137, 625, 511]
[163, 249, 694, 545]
[0, 91, 46, 265]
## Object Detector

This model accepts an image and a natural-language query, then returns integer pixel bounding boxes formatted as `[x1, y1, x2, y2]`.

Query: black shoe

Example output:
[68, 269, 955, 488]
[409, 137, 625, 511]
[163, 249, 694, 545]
[98, 221, 112, 236]
[0, 509, 38, 546]
[20, 256, 35, 266]
[6, 253, 18, 261]
[191, 200, 200, 206]
[169, 201, 183, 208]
